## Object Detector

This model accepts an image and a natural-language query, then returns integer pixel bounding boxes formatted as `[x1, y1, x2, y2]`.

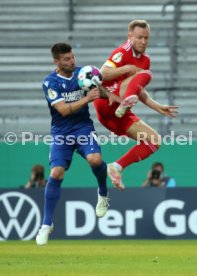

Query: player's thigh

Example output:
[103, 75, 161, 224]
[49, 140, 75, 171]
[119, 75, 135, 97]
[76, 128, 101, 160]
[126, 119, 161, 146]
[119, 70, 146, 98]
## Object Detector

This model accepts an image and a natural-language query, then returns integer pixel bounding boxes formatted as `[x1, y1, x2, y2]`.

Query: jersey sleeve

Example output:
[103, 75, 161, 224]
[103, 48, 125, 68]
[42, 79, 64, 106]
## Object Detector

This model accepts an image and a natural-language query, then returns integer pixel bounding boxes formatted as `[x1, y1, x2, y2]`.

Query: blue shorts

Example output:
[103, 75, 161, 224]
[49, 126, 101, 170]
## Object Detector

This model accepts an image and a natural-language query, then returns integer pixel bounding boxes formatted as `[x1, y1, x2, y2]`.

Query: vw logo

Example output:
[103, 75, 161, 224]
[0, 192, 41, 240]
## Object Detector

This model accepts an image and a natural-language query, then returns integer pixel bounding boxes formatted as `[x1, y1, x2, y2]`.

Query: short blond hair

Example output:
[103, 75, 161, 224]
[128, 19, 150, 32]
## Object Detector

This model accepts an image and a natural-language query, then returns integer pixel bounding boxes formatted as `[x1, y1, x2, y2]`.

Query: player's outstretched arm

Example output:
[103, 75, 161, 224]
[53, 88, 100, 117]
[139, 88, 179, 118]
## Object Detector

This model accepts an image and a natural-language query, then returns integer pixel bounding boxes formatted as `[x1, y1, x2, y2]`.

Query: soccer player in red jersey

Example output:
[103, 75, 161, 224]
[94, 20, 178, 190]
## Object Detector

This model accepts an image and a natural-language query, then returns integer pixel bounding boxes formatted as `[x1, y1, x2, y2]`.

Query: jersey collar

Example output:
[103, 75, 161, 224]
[57, 72, 74, 80]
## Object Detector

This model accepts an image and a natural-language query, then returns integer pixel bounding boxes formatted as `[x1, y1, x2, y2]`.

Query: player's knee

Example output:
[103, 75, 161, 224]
[50, 167, 64, 180]
[87, 154, 102, 167]
[150, 133, 162, 149]
[135, 70, 152, 87]
[142, 132, 161, 150]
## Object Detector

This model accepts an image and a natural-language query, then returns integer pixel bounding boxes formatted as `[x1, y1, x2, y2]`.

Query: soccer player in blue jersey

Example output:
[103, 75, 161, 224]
[36, 43, 109, 245]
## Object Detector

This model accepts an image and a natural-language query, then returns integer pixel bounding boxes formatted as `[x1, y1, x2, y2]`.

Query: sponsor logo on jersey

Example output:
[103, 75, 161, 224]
[61, 90, 84, 102]
[112, 52, 123, 63]
[48, 88, 58, 100]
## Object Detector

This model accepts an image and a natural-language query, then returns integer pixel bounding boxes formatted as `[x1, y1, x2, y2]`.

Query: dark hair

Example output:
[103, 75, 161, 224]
[51, 43, 72, 59]
[152, 162, 164, 171]
[32, 165, 45, 180]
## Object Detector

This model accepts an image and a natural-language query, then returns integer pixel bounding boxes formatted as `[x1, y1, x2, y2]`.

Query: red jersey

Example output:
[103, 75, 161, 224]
[103, 40, 150, 88]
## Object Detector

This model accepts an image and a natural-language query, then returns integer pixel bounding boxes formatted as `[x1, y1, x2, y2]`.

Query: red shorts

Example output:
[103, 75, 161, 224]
[94, 98, 140, 136]
[104, 81, 121, 96]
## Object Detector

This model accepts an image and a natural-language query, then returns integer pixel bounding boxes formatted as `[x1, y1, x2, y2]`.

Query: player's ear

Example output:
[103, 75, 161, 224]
[128, 31, 132, 39]
[53, 59, 59, 66]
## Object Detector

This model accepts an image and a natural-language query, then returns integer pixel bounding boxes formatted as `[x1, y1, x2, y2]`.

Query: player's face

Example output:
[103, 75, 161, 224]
[55, 51, 76, 74]
[153, 165, 163, 173]
[128, 26, 149, 54]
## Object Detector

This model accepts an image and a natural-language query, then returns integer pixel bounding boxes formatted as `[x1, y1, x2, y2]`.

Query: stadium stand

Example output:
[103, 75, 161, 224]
[0, 0, 70, 135]
[0, 0, 196, 137]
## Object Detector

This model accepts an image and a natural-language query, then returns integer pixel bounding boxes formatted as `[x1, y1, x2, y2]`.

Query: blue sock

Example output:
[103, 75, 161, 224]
[91, 161, 108, 196]
[43, 177, 63, 226]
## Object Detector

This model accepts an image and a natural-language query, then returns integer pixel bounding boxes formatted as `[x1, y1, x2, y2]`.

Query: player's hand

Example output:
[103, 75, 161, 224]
[97, 84, 121, 105]
[87, 88, 100, 102]
[157, 105, 179, 118]
[108, 93, 122, 106]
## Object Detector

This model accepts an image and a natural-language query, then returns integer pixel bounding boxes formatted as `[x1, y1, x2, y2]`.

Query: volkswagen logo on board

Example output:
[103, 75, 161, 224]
[0, 192, 41, 240]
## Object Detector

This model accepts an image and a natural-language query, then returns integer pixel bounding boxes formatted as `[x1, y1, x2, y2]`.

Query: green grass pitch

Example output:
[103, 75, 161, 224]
[0, 240, 197, 276]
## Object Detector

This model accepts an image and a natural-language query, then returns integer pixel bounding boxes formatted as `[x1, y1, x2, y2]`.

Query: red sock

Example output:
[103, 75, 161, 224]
[116, 141, 159, 169]
[124, 70, 152, 98]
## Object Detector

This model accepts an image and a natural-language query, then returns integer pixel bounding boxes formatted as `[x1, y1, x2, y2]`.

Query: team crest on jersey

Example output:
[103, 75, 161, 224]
[48, 88, 58, 100]
[112, 52, 123, 63]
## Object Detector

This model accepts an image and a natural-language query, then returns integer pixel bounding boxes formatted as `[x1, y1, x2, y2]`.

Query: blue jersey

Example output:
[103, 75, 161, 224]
[42, 67, 94, 135]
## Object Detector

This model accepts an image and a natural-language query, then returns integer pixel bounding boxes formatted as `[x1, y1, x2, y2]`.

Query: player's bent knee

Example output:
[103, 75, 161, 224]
[86, 154, 102, 167]
[50, 167, 65, 180]
[149, 133, 162, 149]
[145, 133, 161, 149]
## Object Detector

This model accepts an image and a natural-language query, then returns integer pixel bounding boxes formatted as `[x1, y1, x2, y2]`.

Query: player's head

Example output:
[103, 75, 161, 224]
[51, 43, 76, 74]
[128, 20, 150, 54]
[31, 164, 45, 181]
[150, 162, 164, 181]
[152, 162, 164, 173]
